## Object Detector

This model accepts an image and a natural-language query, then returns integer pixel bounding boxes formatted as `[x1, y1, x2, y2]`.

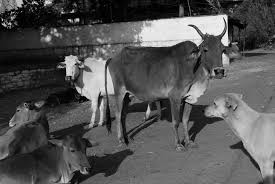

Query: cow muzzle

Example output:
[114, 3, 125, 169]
[64, 76, 74, 86]
[65, 76, 72, 82]
[211, 67, 225, 79]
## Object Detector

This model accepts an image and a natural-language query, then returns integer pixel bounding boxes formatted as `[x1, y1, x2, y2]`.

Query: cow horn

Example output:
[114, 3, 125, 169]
[218, 18, 227, 39]
[188, 24, 205, 39]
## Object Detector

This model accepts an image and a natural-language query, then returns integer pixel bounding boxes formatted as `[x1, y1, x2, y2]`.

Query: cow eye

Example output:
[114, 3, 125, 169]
[16, 109, 20, 112]
[70, 149, 76, 152]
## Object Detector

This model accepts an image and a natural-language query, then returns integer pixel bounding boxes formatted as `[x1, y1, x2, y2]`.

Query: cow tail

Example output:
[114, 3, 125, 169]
[105, 58, 112, 133]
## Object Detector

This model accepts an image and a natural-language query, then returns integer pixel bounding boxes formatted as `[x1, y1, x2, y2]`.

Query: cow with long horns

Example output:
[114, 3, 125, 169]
[105, 18, 236, 151]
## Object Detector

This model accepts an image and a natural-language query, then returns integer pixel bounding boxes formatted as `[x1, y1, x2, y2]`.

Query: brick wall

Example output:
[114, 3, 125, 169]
[0, 68, 65, 94]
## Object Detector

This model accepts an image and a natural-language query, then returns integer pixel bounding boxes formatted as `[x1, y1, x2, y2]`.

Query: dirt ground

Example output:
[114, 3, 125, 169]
[1, 51, 275, 184]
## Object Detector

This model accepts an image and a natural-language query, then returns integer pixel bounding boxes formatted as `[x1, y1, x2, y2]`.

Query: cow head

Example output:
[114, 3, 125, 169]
[188, 18, 227, 79]
[57, 55, 85, 82]
[9, 101, 46, 127]
[51, 135, 92, 176]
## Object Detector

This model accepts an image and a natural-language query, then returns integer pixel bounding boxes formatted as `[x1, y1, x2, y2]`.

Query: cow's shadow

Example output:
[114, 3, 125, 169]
[50, 122, 90, 139]
[230, 141, 260, 171]
[78, 149, 134, 182]
[127, 99, 222, 142]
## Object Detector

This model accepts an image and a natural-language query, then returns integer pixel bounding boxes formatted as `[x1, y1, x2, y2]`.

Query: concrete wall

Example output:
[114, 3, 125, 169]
[0, 14, 228, 61]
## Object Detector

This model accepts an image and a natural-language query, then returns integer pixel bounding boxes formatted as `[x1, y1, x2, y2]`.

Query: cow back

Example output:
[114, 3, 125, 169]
[108, 41, 199, 100]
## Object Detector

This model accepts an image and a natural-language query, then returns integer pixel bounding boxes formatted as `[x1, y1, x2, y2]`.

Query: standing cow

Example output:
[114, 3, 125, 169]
[57, 56, 161, 129]
[105, 18, 231, 151]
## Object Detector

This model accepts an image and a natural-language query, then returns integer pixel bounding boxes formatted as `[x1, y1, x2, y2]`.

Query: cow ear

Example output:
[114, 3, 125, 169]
[57, 62, 66, 69]
[189, 49, 201, 60]
[224, 46, 242, 60]
[76, 62, 85, 69]
[34, 100, 46, 109]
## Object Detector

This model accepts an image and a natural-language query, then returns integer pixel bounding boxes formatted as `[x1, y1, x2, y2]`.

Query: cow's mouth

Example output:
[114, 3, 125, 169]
[211, 67, 225, 79]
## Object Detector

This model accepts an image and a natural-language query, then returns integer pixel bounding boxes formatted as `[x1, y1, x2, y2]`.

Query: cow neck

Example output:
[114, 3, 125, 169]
[193, 57, 210, 82]
[56, 147, 74, 183]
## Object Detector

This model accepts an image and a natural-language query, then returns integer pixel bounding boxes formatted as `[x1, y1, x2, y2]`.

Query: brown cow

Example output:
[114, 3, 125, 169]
[105, 18, 231, 151]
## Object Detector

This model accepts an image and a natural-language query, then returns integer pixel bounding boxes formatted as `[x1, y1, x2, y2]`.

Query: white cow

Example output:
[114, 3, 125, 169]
[57, 55, 161, 128]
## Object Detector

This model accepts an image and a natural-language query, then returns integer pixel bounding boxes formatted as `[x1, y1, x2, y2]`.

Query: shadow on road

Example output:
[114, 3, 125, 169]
[230, 141, 260, 171]
[50, 122, 90, 138]
[78, 149, 134, 182]
[243, 53, 270, 57]
[126, 99, 222, 142]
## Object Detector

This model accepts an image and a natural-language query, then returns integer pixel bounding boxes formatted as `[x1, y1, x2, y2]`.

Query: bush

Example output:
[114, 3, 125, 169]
[233, 0, 275, 49]
[0, 0, 61, 30]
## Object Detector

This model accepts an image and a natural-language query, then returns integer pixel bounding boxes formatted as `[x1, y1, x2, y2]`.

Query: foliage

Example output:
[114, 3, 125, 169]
[233, 0, 275, 49]
[0, 0, 61, 29]
[205, 0, 223, 14]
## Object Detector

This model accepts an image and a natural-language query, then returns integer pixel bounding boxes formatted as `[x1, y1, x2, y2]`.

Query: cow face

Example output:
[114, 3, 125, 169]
[9, 101, 45, 127]
[56, 135, 92, 175]
[57, 55, 85, 82]
[189, 18, 228, 79]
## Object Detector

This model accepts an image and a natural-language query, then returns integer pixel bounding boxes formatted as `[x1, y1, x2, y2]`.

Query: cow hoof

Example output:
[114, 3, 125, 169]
[175, 144, 186, 152]
[87, 124, 96, 129]
[186, 141, 198, 149]
[98, 122, 105, 126]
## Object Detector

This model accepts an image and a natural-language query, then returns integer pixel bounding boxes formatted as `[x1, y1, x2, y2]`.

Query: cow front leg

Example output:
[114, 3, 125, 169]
[169, 97, 185, 151]
[88, 95, 99, 129]
[98, 96, 105, 126]
[182, 102, 198, 149]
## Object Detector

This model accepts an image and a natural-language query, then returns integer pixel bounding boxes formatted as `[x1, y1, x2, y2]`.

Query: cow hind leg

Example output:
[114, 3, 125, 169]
[98, 96, 105, 126]
[115, 92, 130, 146]
[169, 97, 185, 151]
[88, 95, 99, 129]
[144, 101, 162, 121]
[182, 102, 198, 149]
[144, 103, 152, 121]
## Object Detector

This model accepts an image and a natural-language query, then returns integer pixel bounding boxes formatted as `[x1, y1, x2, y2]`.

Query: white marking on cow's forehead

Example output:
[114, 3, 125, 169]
[64, 55, 79, 65]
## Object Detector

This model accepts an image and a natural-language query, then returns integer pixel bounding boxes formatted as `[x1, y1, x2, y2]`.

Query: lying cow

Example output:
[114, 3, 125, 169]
[9, 100, 49, 137]
[57, 56, 161, 129]
[0, 119, 48, 160]
[105, 18, 234, 151]
[46, 88, 89, 107]
[0, 134, 92, 184]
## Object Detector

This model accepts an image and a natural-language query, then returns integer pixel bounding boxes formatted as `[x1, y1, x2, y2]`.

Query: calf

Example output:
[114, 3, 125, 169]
[9, 100, 49, 136]
[0, 135, 92, 184]
[0, 119, 48, 160]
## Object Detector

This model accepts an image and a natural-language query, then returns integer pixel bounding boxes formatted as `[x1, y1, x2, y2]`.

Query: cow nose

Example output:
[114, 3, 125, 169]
[213, 68, 225, 79]
[65, 76, 72, 82]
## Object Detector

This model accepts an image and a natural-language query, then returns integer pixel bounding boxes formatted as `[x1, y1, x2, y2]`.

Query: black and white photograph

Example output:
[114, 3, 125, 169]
[0, 0, 274, 183]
